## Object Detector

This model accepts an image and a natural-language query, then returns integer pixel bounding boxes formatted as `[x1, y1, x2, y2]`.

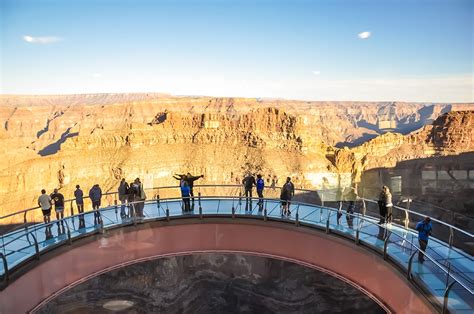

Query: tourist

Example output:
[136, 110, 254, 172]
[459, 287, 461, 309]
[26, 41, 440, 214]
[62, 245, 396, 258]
[174, 172, 204, 202]
[89, 184, 103, 224]
[377, 186, 387, 224]
[127, 181, 135, 217]
[281, 177, 295, 216]
[118, 178, 129, 218]
[256, 174, 264, 208]
[384, 186, 393, 224]
[38, 189, 52, 224]
[180, 180, 191, 212]
[50, 188, 65, 222]
[242, 173, 256, 203]
[345, 185, 358, 226]
[131, 178, 146, 218]
[270, 176, 277, 190]
[378, 185, 392, 225]
[416, 217, 432, 263]
[74, 185, 84, 214]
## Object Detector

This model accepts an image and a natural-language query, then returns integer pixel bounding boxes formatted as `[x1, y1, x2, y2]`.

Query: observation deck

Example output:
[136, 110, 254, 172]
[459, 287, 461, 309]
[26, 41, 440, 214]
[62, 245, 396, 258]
[0, 185, 472, 313]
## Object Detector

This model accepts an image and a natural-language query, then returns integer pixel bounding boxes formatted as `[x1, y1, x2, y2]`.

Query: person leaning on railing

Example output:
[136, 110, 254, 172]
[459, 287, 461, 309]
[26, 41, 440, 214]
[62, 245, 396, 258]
[118, 178, 129, 218]
[89, 184, 103, 225]
[38, 189, 52, 224]
[74, 185, 84, 214]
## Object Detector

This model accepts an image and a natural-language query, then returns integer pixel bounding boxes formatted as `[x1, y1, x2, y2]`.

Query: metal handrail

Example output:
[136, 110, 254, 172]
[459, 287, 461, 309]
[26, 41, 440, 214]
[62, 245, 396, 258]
[2, 184, 472, 237]
[361, 197, 474, 238]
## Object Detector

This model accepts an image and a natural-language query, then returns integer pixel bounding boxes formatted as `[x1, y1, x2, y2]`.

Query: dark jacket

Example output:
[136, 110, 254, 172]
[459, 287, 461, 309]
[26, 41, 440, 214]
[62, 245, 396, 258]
[118, 181, 129, 196]
[242, 175, 256, 190]
[281, 182, 295, 200]
[185, 175, 202, 188]
[89, 186, 102, 202]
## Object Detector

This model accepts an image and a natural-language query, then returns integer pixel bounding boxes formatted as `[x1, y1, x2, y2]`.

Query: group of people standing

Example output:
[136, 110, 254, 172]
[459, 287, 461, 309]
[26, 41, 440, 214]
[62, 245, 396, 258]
[36, 176, 433, 264]
[117, 178, 147, 219]
[173, 172, 204, 212]
[241, 174, 295, 216]
[37, 178, 147, 226]
[38, 185, 104, 225]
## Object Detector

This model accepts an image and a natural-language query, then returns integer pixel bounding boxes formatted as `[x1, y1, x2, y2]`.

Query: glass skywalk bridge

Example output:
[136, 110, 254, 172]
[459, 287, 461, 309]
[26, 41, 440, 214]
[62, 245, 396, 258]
[0, 185, 472, 313]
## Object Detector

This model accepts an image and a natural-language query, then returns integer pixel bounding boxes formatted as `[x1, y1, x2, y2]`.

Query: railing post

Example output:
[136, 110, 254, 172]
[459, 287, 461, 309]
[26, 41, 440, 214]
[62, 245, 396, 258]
[264, 200, 267, 221]
[238, 191, 242, 206]
[30, 233, 40, 260]
[442, 281, 456, 314]
[404, 198, 411, 228]
[198, 192, 202, 207]
[361, 199, 366, 216]
[99, 217, 105, 234]
[0, 253, 9, 283]
[156, 194, 160, 207]
[383, 231, 392, 260]
[449, 227, 454, 248]
[199, 203, 203, 220]
[166, 208, 170, 222]
[132, 203, 137, 226]
[295, 205, 300, 226]
[23, 211, 27, 225]
[407, 251, 417, 280]
[114, 199, 118, 214]
[445, 262, 451, 288]
[355, 220, 363, 245]
[63, 221, 72, 244]
[232, 205, 235, 219]
[325, 213, 330, 234]
[321, 192, 324, 207]
[70, 200, 74, 217]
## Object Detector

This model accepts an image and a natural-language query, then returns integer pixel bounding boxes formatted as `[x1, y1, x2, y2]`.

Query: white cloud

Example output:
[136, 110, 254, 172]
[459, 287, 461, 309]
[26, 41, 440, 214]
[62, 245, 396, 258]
[312, 70, 321, 75]
[92, 73, 102, 78]
[357, 31, 371, 39]
[22, 35, 62, 44]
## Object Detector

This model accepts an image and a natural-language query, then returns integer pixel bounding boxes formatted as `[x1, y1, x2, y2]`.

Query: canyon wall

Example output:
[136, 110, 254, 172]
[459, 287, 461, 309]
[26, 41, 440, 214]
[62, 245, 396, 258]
[0, 94, 472, 221]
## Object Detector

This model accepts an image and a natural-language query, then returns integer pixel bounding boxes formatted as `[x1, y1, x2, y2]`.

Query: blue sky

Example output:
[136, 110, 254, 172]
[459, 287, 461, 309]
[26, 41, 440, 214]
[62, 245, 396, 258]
[1, 0, 472, 102]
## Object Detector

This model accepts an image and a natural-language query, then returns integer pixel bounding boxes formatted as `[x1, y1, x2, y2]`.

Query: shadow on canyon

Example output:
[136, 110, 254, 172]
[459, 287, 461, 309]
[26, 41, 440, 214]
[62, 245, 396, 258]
[38, 128, 79, 156]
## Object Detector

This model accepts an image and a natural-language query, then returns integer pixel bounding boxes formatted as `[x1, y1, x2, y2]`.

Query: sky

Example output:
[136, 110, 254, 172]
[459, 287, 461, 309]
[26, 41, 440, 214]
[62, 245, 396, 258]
[0, 0, 473, 102]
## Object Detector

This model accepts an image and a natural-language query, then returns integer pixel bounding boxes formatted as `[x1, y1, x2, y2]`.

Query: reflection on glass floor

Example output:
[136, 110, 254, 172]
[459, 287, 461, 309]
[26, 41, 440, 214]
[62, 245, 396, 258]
[0, 198, 472, 312]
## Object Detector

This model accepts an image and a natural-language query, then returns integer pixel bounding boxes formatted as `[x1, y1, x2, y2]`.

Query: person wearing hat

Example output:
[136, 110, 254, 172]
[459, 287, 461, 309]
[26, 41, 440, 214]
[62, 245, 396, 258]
[416, 216, 432, 263]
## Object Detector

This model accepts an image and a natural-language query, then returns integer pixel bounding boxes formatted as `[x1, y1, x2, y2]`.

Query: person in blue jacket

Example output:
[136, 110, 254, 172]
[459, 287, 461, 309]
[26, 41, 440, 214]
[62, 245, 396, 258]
[416, 216, 432, 263]
[256, 174, 265, 207]
[180, 179, 191, 212]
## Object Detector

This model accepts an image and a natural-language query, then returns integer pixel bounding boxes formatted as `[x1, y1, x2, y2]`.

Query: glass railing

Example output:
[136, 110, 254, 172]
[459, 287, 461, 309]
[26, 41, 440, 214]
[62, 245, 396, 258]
[0, 186, 472, 312]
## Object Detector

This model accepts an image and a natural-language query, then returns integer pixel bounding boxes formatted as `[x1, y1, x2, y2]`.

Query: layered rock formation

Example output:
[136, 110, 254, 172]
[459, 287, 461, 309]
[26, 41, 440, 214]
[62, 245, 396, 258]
[0, 94, 472, 222]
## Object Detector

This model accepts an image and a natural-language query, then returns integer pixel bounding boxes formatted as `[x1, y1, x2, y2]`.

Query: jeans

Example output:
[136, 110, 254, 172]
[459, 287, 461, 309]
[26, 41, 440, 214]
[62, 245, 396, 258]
[183, 197, 191, 211]
[119, 195, 127, 217]
[418, 239, 428, 261]
[245, 189, 253, 201]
